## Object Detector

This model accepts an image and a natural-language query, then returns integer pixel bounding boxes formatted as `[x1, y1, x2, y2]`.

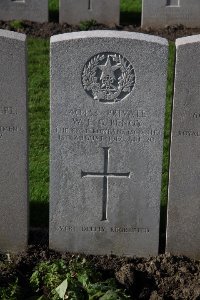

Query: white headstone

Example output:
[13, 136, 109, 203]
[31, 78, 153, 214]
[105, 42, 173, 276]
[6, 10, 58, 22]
[50, 31, 168, 257]
[0, 0, 48, 23]
[59, 0, 120, 25]
[167, 35, 200, 259]
[0, 29, 28, 253]
[142, 0, 200, 28]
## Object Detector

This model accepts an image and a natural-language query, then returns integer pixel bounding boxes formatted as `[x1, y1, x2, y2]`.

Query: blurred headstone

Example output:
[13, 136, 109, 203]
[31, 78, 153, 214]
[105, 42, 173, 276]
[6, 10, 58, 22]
[59, 0, 120, 25]
[0, 29, 28, 253]
[0, 0, 48, 23]
[167, 35, 200, 259]
[142, 0, 200, 28]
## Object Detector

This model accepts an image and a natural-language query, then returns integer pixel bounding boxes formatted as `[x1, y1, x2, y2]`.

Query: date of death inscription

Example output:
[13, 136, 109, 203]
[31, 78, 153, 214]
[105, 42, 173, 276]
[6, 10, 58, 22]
[58, 225, 150, 234]
[55, 108, 162, 144]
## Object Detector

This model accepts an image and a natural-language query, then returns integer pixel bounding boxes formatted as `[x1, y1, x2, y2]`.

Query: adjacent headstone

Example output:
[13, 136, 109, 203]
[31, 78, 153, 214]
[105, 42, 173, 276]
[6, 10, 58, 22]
[142, 0, 200, 28]
[0, 0, 48, 23]
[59, 0, 120, 25]
[167, 35, 200, 259]
[0, 30, 28, 253]
[50, 31, 168, 256]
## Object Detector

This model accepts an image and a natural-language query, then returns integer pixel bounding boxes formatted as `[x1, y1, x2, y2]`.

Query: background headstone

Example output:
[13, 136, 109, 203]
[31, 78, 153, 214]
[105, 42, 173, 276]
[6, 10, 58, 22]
[142, 0, 200, 28]
[0, 30, 28, 253]
[59, 0, 120, 25]
[167, 35, 200, 259]
[0, 0, 48, 23]
[50, 31, 168, 256]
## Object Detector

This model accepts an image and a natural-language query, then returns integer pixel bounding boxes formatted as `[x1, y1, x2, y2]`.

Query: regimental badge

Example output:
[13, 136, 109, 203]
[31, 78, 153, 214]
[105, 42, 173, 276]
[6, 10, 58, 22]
[82, 52, 135, 103]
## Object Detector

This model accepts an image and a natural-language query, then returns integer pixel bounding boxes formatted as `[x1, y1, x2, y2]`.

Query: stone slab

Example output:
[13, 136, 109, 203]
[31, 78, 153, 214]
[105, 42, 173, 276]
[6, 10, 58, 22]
[50, 31, 168, 256]
[0, 0, 48, 23]
[142, 0, 200, 28]
[166, 35, 200, 259]
[0, 29, 28, 253]
[59, 0, 120, 25]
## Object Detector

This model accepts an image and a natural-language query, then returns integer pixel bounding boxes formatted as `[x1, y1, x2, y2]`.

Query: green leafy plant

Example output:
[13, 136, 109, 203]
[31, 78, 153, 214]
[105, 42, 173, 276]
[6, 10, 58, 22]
[79, 19, 97, 31]
[10, 20, 24, 30]
[30, 258, 130, 300]
[0, 278, 21, 300]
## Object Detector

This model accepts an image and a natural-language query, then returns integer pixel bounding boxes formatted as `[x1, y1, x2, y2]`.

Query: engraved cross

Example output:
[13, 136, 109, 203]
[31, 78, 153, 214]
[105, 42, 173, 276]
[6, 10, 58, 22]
[11, 0, 25, 2]
[88, 0, 92, 10]
[81, 147, 130, 221]
[166, 0, 179, 6]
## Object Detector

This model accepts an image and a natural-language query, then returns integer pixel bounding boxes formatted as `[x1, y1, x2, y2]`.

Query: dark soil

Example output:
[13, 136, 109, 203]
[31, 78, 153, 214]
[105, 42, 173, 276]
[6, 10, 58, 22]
[1, 20, 200, 41]
[0, 229, 200, 299]
[1, 244, 200, 299]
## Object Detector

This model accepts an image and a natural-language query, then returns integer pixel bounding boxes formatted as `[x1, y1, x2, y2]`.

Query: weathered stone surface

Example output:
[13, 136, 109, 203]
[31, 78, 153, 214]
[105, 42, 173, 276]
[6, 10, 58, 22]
[142, 0, 200, 28]
[0, 0, 48, 23]
[0, 30, 28, 253]
[59, 0, 120, 25]
[50, 31, 168, 256]
[167, 35, 200, 259]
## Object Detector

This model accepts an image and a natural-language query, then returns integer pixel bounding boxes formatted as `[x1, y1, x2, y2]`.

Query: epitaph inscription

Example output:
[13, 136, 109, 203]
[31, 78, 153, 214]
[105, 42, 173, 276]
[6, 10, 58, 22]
[59, 225, 150, 233]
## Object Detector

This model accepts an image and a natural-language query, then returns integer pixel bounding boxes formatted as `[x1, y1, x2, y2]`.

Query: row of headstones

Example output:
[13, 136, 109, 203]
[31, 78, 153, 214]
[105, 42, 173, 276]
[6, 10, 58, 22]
[0, 29, 200, 259]
[1, 0, 200, 28]
[0, 0, 119, 25]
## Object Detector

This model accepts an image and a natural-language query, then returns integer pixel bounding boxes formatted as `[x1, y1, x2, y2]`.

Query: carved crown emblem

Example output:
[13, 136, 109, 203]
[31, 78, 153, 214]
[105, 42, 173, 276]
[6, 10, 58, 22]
[82, 52, 135, 103]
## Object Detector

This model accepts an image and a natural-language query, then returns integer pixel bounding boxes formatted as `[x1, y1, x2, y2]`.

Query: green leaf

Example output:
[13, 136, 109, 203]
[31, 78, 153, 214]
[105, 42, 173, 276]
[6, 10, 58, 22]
[89, 291, 105, 300]
[99, 290, 123, 300]
[55, 278, 68, 300]
[77, 271, 90, 287]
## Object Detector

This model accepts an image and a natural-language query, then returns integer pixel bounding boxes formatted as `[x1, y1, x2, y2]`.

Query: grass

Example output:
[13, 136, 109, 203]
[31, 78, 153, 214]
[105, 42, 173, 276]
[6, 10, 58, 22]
[49, 0, 59, 22]
[28, 38, 50, 226]
[160, 42, 175, 249]
[161, 42, 176, 208]
[121, 0, 142, 25]
[29, 1, 174, 234]
[49, 0, 142, 13]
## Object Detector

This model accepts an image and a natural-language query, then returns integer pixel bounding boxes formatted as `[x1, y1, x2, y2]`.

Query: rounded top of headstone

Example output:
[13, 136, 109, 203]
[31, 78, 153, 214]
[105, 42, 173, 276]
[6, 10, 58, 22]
[176, 34, 200, 46]
[51, 30, 168, 46]
[0, 29, 26, 41]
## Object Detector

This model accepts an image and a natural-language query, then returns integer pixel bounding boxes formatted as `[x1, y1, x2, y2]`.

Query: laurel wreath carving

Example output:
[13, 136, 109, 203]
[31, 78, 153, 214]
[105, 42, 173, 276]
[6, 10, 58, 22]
[112, 54, 135, 93]
[82, 53, 135, 102]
